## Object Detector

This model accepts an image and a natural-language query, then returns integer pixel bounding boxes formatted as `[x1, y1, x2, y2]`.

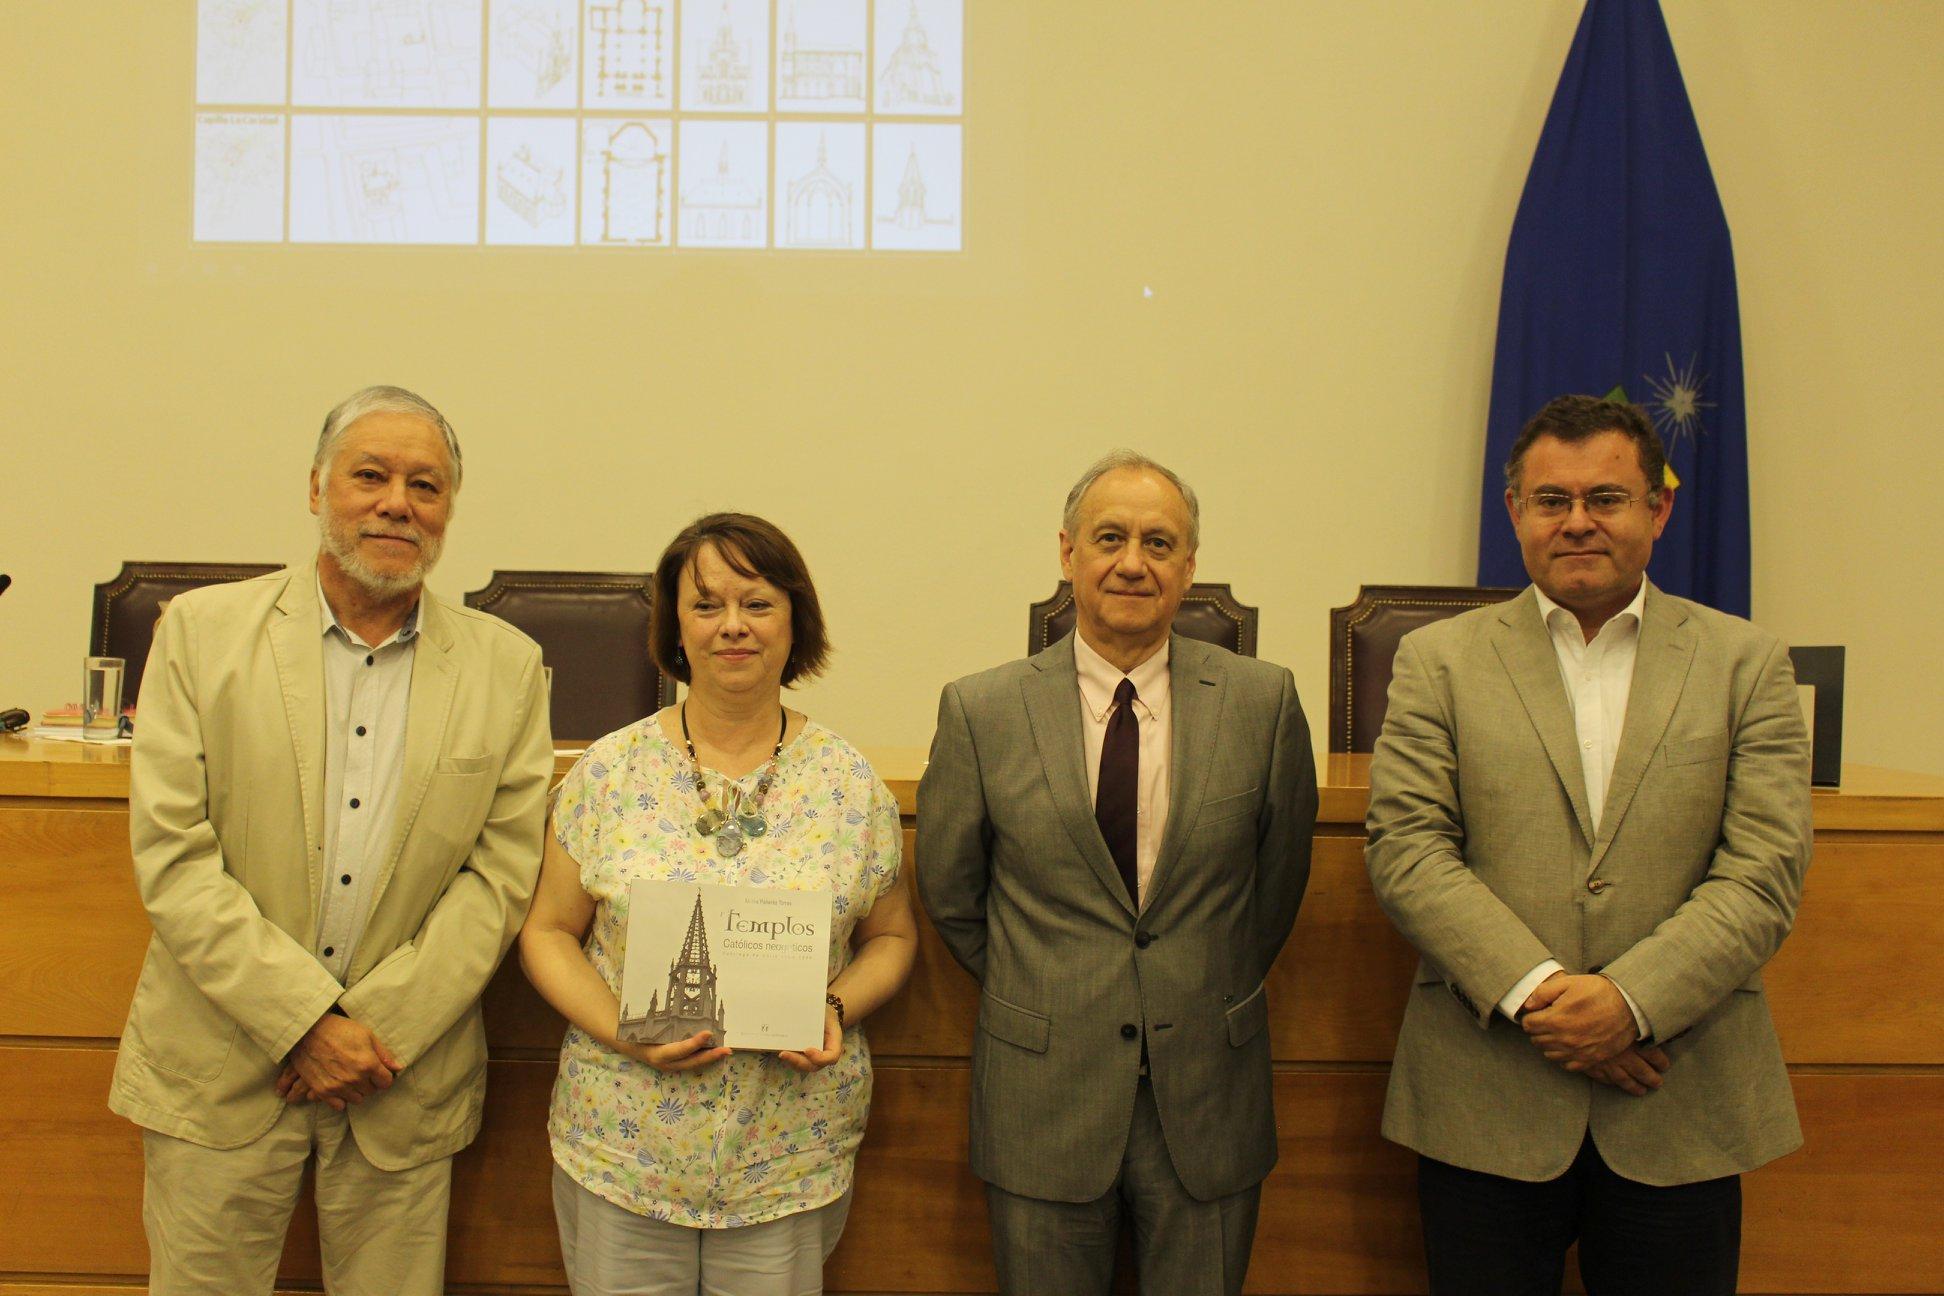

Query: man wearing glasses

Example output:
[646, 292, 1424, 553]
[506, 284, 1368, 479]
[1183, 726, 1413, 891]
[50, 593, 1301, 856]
[1365, 394, 1812, 1295]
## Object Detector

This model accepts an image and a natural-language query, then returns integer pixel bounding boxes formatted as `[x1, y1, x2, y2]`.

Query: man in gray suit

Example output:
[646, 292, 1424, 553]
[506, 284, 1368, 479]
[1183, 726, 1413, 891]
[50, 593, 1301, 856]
[919, 451, 1318, 1296]
[1366, 395, 1812, 1296]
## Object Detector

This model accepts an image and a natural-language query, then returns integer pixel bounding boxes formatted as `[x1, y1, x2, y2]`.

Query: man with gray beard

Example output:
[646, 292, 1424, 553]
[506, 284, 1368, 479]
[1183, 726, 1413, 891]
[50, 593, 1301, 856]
[111, 386, 553, 1294]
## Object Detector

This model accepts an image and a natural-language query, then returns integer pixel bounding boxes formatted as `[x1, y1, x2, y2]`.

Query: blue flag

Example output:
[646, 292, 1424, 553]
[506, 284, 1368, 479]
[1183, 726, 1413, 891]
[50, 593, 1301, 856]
[1478, 0, 1750, 618]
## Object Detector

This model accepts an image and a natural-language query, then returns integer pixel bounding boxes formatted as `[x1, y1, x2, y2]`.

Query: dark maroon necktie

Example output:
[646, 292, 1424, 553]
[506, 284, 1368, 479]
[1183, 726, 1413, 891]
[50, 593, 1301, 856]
[1095, 678, 1140, 907]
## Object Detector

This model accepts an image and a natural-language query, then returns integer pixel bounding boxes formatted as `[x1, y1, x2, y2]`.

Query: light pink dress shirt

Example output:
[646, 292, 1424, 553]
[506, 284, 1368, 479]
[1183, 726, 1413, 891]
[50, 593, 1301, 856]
[1075, 632, 1171, 909]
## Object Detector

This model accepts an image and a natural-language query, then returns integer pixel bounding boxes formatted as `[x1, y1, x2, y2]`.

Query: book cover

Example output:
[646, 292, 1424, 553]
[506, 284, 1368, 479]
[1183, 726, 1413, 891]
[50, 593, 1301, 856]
[617, 879, 832, 1052]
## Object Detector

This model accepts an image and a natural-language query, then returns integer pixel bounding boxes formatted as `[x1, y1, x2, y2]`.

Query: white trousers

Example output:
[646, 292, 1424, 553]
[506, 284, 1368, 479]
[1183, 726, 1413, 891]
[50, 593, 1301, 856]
[552, 1163, 852, 1296]
[141, 1103, 452, 1296]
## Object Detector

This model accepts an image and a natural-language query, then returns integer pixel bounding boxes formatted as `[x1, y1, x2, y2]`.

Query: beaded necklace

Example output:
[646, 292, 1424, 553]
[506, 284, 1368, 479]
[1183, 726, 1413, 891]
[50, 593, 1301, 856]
[680, 702, 787, 858]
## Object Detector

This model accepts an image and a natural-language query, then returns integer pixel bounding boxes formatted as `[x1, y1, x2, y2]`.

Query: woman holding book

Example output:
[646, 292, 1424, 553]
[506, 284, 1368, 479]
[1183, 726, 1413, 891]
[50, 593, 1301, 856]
[519, 513, 916, 1296]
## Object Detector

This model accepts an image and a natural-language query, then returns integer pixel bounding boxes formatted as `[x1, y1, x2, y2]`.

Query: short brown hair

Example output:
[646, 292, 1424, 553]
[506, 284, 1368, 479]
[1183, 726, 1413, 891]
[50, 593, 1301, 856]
[1504, 394, 1668, 495]
[650, 513, 830, 687]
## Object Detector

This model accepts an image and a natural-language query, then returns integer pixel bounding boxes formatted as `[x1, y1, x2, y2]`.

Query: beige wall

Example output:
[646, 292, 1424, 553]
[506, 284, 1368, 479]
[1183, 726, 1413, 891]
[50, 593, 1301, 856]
[3, 2, 1938, 773]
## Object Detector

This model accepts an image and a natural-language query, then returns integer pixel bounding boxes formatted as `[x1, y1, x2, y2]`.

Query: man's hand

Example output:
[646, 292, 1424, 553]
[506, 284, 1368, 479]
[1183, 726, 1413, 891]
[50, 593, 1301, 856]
[1583, 1044, 1672, 1097]
[287, 1012, 402, 1111]
[1521, 973, 1637, 1069]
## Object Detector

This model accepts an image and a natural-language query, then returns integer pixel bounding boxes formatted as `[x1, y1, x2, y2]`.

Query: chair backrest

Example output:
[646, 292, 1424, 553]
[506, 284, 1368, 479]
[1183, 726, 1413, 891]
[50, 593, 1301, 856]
[1328, 583, 1522, 753]
[465, 570, 677, 744]
[1027, 582, 1258, 658]
[92, 562, 286, 707]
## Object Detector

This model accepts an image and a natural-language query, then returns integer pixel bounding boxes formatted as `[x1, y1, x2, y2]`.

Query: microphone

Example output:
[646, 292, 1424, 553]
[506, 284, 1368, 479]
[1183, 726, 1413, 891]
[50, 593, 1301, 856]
[0, 576, 19, 732]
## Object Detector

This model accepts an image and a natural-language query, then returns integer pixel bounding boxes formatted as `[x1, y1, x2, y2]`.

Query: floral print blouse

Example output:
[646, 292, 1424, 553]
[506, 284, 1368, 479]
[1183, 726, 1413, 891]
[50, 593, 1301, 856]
[548, 716, 902, 1228]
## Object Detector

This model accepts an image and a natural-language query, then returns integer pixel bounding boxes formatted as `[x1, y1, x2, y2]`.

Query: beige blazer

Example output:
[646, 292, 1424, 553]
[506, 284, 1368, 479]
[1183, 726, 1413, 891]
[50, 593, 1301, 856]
[110, 564, 553, 1171]
[918, 634, 1318, 1203]
[1365, 584, 1812, 1186]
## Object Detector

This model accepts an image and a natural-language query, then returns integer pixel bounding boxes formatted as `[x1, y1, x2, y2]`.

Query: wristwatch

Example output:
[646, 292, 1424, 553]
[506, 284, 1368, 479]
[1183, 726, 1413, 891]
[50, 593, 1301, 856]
[825, 992, 846, 1029]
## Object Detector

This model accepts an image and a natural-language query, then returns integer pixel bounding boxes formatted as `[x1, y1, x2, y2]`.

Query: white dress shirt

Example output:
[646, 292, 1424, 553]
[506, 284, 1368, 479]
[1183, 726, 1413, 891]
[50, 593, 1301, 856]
[1496, 582, 1652, 1038]
[315, 578, 419, 984]
[1075, 632, 1171, 909]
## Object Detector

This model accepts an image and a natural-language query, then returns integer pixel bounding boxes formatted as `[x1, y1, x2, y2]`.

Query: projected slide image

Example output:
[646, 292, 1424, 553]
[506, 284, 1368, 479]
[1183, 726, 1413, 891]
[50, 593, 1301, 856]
[291, 115, 480, 243]
[683, 0, 770, 113]
[198, 0, 287, 105]
[872, 122, 959, 251]
[875, 0, 961, 115]
[678, 121, 768, 247]
[775, 123, 865, 250]
[585, 0, 674, 110]
[582, 119, 672, 245]
[490, 0, 579, 109]
[776, 0, 867, 114]
[194, 0, 967, 250]
[487, 117, 576, 245]
[292, 0, 483, 108]
[196, 113, 286, 242]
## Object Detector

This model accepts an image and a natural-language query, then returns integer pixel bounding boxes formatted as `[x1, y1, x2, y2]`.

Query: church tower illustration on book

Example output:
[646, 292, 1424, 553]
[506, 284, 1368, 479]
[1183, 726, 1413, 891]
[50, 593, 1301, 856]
[620, 891, 727, 1044]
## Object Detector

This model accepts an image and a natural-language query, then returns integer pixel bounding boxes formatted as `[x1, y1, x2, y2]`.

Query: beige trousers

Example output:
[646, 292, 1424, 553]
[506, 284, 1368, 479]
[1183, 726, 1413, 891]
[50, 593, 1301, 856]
[141, 1102, 452, 1296]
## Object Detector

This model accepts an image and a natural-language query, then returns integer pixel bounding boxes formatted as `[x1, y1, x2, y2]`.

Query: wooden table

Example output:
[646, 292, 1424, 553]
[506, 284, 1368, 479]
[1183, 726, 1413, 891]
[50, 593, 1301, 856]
[3, 737, 1940, 1294]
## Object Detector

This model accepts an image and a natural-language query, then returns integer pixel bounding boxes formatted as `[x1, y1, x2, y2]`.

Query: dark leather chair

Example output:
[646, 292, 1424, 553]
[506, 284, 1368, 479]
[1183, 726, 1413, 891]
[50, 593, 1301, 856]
[92, 561, 285, 707]
[1028, 582, 1258, 658]
[464, 570, 677, 744]
[1328, 584, 1521, 753]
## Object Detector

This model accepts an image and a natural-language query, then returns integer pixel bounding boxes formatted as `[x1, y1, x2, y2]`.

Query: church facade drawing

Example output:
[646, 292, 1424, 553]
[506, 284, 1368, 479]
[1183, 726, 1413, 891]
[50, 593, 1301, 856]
[877, 0, 955, 111]
[680, 131, 765, 246]
[619, 891, 728, 1046]
[695, 2, 753, 106]
[778, 3, 864, 105]
[785, 132, 855, 248]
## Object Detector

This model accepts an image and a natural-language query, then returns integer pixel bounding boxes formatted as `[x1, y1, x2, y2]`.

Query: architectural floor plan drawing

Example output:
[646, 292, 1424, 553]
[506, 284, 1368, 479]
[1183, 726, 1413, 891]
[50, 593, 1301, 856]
[490, 0, 578, 108]
[683, 0, 769, 112]
[291, 0, 482, 108]
[872, 123, 960, 250]
[875, 0, 961, 114]
[776, 123, 864, 249]
[195, 113, 286, 242]
[487, 116, 575, 245]
[582, 119, 672, 245]
[290, 115, 479, 243]
[776, 0, 867, 113]
[678, 122, 767, 247]
[198, 0, 287, 104]
[585, 0, 673, 108]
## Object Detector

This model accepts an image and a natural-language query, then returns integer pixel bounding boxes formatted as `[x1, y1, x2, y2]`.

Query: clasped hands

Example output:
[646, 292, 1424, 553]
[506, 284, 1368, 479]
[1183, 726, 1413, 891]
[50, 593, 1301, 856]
[276, 1011, 402, 1111]
[1519, 972, 1670, 1098]
[615, 1005, 844, 1076]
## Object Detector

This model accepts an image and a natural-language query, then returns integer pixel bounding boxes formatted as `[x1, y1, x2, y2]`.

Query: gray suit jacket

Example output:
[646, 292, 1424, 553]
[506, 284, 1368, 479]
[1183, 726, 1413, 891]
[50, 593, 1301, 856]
[111, 565, 554, 1170]
[918, 633, 1318, 1202]
[1365, 584, 1812, 1186]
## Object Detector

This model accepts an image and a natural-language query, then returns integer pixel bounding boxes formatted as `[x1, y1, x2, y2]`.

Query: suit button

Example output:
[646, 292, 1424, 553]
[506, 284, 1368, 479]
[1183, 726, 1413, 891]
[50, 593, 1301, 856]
[1135, 931, 1153, 949]
[1588, 878, 1611, 894]
[1120, 1023, 1139, 1040]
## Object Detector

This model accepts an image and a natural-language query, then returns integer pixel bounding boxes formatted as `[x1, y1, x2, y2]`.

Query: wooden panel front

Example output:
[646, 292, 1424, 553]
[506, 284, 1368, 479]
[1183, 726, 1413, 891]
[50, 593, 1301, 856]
[5, 738, 1942, 1295]
[6, 1048, 1942, 1294]
[10, 805, 1941, 1068]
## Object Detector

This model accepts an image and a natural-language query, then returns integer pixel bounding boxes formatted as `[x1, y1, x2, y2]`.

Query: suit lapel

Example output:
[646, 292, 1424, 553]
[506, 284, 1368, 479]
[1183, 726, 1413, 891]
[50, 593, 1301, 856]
[368, 589, 458, 920]
[1490, 589, 1595, 847]
[267, 567, 327, 911]
[1142, 635, 1222, 912]
[1588, 584, 1697, 873]
[1022, 635, 1134, 916]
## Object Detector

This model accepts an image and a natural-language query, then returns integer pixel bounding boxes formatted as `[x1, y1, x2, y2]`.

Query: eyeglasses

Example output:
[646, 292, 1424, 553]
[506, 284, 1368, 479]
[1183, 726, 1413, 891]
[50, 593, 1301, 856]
[1513, 489, 1656, 520]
